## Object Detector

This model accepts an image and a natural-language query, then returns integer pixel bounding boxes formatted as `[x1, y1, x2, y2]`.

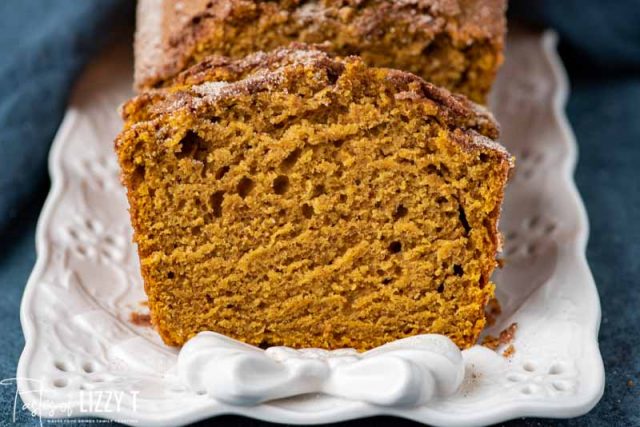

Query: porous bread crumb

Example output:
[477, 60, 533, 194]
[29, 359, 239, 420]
[130, 311, 152, 327]
[502, 344, 515, 358]
[116, 46, 513, 351]
[485, 297, 502, 327]
[483, 322, 518, 350]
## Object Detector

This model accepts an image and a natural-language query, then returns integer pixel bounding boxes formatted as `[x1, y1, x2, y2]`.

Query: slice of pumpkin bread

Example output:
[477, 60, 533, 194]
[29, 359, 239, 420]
[135, 0, 506, 103]
[116, 46, 513, 351]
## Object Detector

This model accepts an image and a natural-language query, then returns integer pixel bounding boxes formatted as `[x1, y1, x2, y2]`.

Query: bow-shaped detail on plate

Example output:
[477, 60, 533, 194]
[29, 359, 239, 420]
[178, 332, 464, 407]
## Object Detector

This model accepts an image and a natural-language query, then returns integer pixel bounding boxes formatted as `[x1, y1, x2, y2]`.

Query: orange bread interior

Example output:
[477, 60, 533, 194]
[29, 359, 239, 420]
[116, 47, 513, 350]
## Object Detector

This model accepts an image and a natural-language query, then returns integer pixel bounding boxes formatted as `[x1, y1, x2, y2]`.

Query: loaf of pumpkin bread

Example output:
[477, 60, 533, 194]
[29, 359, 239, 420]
[116, 46, 513, 350]
[135, 0, 506, 103]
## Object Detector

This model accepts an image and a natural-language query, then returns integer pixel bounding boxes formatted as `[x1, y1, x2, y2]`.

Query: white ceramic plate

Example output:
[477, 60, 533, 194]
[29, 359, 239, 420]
[17, 27, 604, 426]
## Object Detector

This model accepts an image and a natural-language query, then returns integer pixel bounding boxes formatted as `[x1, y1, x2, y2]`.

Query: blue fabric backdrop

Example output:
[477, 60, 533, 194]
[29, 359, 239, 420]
[0, 1, 638, 426]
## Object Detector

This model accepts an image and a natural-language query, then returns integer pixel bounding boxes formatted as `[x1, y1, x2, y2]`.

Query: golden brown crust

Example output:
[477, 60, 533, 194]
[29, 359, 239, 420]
[135, 0, 506, 102]
[126, 45, 503, 141]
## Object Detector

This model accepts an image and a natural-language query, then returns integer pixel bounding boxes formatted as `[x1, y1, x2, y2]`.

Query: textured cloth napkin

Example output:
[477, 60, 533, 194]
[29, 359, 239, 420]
[0, 0, 131, 230]
[0, 1, 638, 426]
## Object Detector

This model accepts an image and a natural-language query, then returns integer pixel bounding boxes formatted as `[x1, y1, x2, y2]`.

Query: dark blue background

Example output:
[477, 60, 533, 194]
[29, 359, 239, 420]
[0, 1, 638, 425]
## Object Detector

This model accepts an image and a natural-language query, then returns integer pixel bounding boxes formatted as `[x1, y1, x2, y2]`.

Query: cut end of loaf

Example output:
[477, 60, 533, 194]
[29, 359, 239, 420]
[116, 46, 513, 351]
